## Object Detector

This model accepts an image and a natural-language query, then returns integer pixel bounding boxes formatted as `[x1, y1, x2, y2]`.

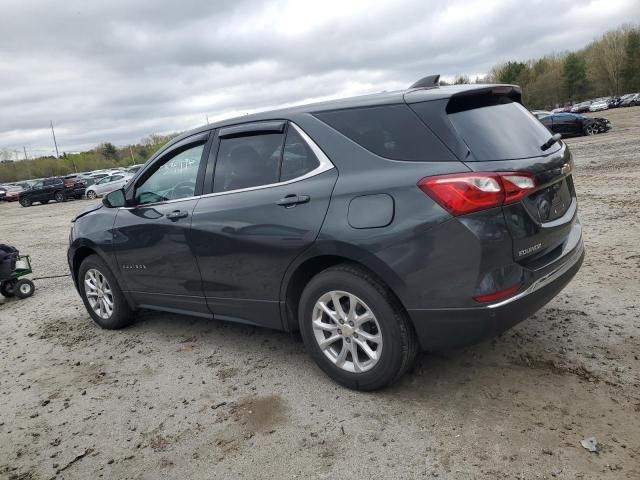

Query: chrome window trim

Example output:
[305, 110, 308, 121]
[120, 122, 334, 209]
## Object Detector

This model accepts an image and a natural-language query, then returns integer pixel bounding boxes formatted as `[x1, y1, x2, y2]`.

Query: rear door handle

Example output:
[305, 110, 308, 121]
[276, 194, 310, 207]
[166, 210, 189, 220]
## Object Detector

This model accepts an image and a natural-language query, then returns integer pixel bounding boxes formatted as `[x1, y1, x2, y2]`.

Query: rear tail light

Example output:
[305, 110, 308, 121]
[64, 182, 74, 188]
[417, 172, 536, 216]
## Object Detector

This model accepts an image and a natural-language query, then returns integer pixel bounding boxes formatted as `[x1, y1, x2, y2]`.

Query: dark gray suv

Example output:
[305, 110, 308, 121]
[68, 77, 584, 390]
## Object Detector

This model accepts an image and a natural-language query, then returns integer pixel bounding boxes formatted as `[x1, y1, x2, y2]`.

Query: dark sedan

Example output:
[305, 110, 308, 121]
[533, 112, 610, 136]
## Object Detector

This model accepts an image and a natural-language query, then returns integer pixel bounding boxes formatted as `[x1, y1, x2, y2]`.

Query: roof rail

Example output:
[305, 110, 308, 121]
[409, 74, 440, 89]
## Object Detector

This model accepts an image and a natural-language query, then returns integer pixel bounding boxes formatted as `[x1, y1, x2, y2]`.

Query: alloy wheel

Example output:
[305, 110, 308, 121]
[84, 268, 114, 319]
[54, 192, 65, 202]
[312, 290, 383, 373]
[87, 190, 97, 200]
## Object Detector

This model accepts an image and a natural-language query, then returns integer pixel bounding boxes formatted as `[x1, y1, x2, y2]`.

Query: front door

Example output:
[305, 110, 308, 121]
[191, 122, 337, 329]
[112, 133, 212, 315]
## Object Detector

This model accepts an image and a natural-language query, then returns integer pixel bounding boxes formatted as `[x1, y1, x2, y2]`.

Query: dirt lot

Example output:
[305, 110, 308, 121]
[1, 107, 639, 480]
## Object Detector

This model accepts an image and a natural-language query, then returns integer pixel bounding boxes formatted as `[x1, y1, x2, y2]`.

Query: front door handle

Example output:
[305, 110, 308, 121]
[276, 194, 310, 207]
[166, 210, 189, 221]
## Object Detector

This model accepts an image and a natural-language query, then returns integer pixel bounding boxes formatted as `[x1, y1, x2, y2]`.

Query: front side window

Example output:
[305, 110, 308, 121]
[135, 143, 205, 205]
[213, 133, 284, 192]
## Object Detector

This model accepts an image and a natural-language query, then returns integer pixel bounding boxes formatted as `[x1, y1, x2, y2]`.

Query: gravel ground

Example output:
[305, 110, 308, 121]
[1, 107, 639, 480]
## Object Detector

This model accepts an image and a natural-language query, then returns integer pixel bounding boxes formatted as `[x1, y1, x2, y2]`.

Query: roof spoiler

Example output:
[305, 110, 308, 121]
[409, 74, 440, 89]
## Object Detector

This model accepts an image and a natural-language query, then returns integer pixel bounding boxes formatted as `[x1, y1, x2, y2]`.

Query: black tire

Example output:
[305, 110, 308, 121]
[15, 279, 35, 299]
[298, 263, 418, 391]
[1, 281, 16, 297]
[20, 197, 32, 207]
[77, 254, 135, 329]
[583, 124, 596, 136]
[54, 191, 66, 203]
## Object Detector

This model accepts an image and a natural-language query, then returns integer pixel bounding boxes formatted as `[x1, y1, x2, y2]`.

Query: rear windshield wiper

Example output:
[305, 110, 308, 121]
[540, 133, 562, 151]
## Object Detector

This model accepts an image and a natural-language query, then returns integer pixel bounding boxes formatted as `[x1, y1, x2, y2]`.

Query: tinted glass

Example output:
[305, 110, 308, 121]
[315, 104, 454, 161]
[111, 175, 124, 181]
[136, 143, 204, 205]
[280, 127, 320, 182]
[213, 133, 284, 192]
[447, 96, 559, 160]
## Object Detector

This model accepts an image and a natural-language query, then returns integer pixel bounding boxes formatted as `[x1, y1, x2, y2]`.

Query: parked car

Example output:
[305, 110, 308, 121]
[589, 98, 609, 112]
[4, 185, 27, 202]
[533, 112, 608, 136]
[18, 176, 84, 207]
[570, 101, 591, 113]
[0, 186, 7, 201]
[620, 93, 639, 107]
[84, 173, 132, 199]
[68, 78, 584, 390]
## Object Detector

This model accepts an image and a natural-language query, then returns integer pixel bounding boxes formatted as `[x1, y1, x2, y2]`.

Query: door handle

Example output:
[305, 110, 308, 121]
[166, 210, 189, 220]
[276, 194, 310, 207]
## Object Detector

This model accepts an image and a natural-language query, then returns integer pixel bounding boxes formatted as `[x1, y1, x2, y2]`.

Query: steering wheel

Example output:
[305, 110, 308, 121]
[169, 180, 196, 200]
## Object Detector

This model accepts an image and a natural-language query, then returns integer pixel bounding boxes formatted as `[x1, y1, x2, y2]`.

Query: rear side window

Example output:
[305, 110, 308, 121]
[446, 95, 559, 161]
[213, 133, 284, 192]
[315, 104, 455, 162]
[280, 127, 320, 182]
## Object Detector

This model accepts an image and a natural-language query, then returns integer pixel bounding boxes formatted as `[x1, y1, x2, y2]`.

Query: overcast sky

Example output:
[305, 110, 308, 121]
[1, 0, 638, 157]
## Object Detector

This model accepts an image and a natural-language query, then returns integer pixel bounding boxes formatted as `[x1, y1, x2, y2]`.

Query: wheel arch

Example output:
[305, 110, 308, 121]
[280, 251, 408, 332]
[70, 242, 135, 310]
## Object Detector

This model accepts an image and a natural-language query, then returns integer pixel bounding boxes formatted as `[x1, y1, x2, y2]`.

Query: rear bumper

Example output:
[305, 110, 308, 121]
[407, 238, 584, 351]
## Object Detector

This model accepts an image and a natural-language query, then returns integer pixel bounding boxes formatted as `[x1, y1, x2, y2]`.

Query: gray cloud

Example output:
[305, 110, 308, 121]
[1, 0, 637, 156]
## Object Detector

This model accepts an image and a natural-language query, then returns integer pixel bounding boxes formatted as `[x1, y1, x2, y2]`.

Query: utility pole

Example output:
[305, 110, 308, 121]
[23, 146, 28, 160]
[50, 121, 60, 158]
[129, 146, 136, 165]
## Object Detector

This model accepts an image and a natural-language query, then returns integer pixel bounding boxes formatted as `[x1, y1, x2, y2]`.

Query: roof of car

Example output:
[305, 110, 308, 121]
[161, 83, 519, 154]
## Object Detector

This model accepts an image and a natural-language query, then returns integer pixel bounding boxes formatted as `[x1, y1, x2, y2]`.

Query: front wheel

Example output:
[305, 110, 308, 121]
[299, 264, 417, 391]
[78, 255, 135, 329]
[583, 124, 596, 136]
[15, 279, 35, 299]
[54, 191, 66, 203]
[20, 197, 32, 207]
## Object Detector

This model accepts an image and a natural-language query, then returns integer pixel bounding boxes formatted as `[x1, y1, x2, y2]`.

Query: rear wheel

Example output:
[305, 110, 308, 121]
[15, 279, 35, 299]
[299, 264, 417, 391]
[20, 197, 32, 207]
[78, 255, 135, 329]
[1, 280, 16, 297]
[54, 191, 66, 203]
[86, 190, 97, 200]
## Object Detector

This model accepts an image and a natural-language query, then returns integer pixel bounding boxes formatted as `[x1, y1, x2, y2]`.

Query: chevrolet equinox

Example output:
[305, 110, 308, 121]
[68, 76, 584, 390]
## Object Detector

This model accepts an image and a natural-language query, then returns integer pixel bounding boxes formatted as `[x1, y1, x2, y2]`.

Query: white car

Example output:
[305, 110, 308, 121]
[589, 99, 609, 112]
[85, 173, 132, 200]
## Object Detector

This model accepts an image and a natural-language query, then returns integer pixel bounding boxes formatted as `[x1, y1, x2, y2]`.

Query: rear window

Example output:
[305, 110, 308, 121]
[446, 95, 559, 161]
[315, 104, 455, 162]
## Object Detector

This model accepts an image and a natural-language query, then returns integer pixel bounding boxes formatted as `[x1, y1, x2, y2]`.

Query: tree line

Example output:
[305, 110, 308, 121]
[469, 24, 639, 109]
[0, 134, 176, 183]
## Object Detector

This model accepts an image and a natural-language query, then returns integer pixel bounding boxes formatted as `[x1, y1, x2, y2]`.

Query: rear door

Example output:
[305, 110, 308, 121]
[410, 88, 578, 263]
[112, 132, 212, 314]
[191, 121, 337, 329]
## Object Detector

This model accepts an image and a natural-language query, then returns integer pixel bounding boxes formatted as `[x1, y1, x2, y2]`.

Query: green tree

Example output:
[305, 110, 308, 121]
[496, 61, 527, 84]
[100, 142, 118, 160]
[563, 53, 588, 100]
[622, 28, 640, 91]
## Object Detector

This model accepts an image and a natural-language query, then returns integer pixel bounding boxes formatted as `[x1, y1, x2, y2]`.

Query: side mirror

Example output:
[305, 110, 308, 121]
[103, 188, 126, 208]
